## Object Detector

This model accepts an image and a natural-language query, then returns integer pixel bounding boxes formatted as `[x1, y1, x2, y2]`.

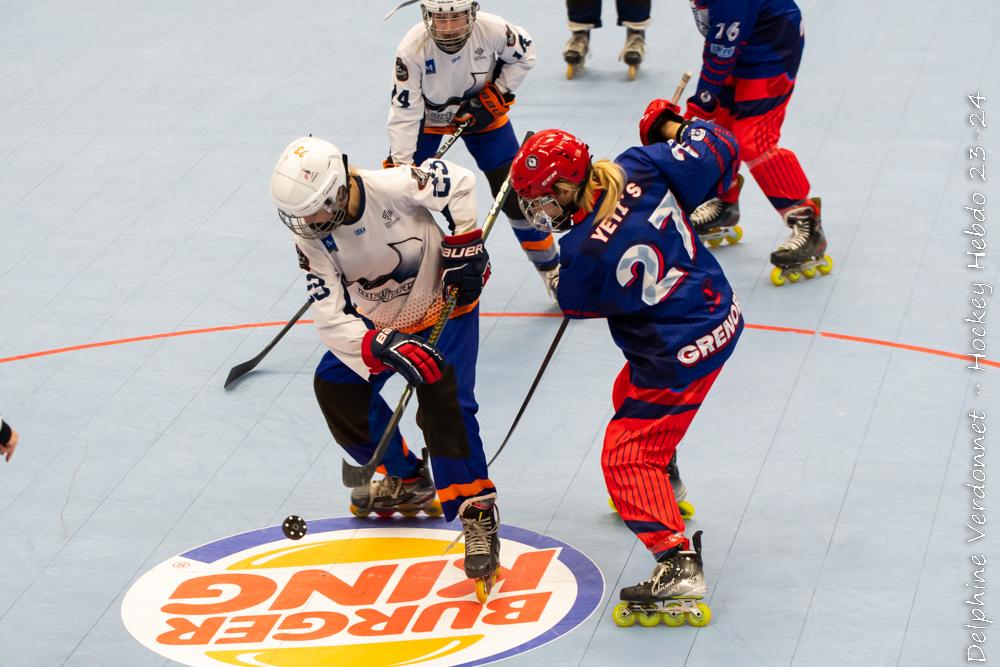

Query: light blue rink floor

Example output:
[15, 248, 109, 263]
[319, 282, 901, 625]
[0, 0, 998, 666]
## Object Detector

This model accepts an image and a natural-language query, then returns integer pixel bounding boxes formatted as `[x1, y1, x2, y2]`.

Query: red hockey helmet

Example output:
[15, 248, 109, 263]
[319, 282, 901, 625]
[510, 129, 591, 232]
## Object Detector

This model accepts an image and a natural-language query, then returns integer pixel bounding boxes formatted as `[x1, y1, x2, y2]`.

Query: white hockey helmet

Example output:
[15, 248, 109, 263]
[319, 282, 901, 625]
[421, 0, 479, 53]
[270, 137, 350, 239]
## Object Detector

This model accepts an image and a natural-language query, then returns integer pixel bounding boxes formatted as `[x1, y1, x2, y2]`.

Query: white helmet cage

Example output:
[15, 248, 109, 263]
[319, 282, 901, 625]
[421, 0, 479, 53]
[270, 137, 351, 240]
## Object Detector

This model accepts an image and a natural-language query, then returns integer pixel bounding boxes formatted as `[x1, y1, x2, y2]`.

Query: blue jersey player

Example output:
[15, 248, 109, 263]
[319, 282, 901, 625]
[510, 100, 742, 627]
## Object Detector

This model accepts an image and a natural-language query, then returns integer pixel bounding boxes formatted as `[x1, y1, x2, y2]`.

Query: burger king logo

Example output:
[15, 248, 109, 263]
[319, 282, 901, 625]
[122, 517, 604, 666]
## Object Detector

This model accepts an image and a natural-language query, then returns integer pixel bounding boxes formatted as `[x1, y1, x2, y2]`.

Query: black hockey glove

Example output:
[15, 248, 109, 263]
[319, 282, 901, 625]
[453, 83, 514, 129]
[362, 328, 445, 385]
[441, 229, 491, 307]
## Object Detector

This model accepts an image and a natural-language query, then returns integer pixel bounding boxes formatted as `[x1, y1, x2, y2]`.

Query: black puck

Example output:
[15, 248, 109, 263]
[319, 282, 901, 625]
[282, 514, 308, 540]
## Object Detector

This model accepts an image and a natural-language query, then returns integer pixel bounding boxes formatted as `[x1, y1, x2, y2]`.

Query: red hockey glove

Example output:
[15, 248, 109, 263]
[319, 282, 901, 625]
[362, 328, 445, 385]
[685, 90, 719, 121]
[639, 98, 685, 145]
[453, 83, 515, 129]
[441, 229, 491, 307]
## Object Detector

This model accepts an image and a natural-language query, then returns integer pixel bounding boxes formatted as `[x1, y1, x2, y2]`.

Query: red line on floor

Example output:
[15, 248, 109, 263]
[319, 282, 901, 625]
[0, 314, 994, 369]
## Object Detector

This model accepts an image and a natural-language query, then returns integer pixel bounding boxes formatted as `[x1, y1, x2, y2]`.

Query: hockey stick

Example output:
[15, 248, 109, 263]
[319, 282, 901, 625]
[342, 130, 534, 488]
[482, 72, 695, 464]
[223, 123, 471, 390]
[384, 0, 419, 20]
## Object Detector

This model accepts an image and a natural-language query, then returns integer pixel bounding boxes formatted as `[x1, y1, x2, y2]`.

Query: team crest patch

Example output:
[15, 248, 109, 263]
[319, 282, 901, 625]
[425, 59, 436, 74]
[525, 154, 538, 169]
[409, 167, 431, 189]
[121, 517, 604, 667]
[295, 245, 310, 270]
[322, 234, 338, 252]
[395, 57, 409, 81]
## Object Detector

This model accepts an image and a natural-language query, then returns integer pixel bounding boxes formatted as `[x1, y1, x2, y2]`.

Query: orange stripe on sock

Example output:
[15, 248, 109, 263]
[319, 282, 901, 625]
[437, 479, 495, 503]
[521, 236, 554, 251]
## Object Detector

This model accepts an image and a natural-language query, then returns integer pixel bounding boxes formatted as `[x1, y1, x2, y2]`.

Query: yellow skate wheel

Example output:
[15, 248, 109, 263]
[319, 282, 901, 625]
[608, 497, 618, 513]
[727, 226, 744, 244]
[662, 610, 687, 627]
[678, 500, 695, 520]
[787, 271, 801, 283]
[637, 610, 661, 627]
[707, 237, 723, 248]
[628, 64, 638, 81]
[400, 510, 419, 518]
[474, 571, 498, 604]
[687, 602, 712, 627]
[817, 254, 833, 275]
[424, 501, 443, 517]
[349, 504, 371, 518]
[612, 602, 636, 627]
[802, 266, 817, 279]
[566, 63, 575, 80]
[770, 267, 786, 287]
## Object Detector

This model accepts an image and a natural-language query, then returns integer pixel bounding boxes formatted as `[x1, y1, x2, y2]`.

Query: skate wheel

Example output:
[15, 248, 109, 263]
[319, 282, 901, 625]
[627, 64, 638, 81]
[728, 226, 744, 244]
[677, 500, 696, 520]
[707, 237, 723, 248]
[475, 571, 498, 604]
[281, 515, 307, 541]
[802, 266, 817, 279]
[400, 510, 419, 518]
[349, 504, 371, 518]
[424, 501, 443, 517]
[787, 271, 801, 283]
[608, 497, 618, 513]
[637, 610, 661, 627]
[817, 254, 833, 275]
[612, 602, 636, 627]
[770, 267, 786, 287]
[374, 510, 395, 519]
[661, 610, 687, 627]
[566, 63, 575, 80]
[686, 602, 712, 627]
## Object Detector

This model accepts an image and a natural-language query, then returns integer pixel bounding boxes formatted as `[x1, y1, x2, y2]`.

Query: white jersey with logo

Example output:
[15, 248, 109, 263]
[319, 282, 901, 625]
[387, 11, 536, 165]
[294, 158, 477, 379]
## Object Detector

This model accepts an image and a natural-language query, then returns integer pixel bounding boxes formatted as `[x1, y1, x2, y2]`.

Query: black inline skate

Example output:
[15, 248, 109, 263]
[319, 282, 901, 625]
[459, 495, 501, 603]
[349, 451, 442, 518]
[564, 29, 590, 80]
[769, 197, 833, 286]
[691, 174, 744, 247]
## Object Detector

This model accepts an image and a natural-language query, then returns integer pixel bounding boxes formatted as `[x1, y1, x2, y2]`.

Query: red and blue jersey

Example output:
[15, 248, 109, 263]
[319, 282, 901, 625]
[690, 0, 804, 98]
[556, 121, 744, 389]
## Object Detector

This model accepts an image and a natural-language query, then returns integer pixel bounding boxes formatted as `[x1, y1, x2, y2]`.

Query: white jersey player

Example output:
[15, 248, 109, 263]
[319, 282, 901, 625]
[386, 0, 560, 299]
[270, 136, 500, 553]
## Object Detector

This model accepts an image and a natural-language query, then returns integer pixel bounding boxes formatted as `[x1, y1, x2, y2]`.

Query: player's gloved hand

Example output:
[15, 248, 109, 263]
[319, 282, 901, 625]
[639, 98, 685, 145]
[441, 229, 491, 307]
[453, 83, 515, 129]
[382, 156, 396, 169]
[685, 90, 719, 121]
[362, 328, 445, 385]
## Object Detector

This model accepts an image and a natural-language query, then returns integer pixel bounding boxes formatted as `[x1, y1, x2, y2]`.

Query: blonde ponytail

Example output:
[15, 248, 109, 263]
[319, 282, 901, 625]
[575, 160, 625, 224]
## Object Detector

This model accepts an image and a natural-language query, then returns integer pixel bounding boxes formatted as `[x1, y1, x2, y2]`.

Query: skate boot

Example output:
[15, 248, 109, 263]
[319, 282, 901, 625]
[459, 496, 501, 602]
[612, 531, 712, 628]
[691, 174, 744, 247]
[666, 453, 695, 520]
[619, 28, 646, 80]
[769, 197, 833, 286]
[563, 29, 590, 79]
[349, 451, 442, 518]
[537, 264, 559, 302]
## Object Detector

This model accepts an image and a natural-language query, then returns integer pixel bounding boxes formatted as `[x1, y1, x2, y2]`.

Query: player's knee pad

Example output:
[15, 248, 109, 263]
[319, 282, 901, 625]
[484, 162, 525, 220]
[314, 375, 373, 445]
[415, 366, 471, 458]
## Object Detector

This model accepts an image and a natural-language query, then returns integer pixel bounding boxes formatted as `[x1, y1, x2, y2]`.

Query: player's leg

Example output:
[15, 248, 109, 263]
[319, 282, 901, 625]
[564, 0, 599, 73]
[616, 0, 651, 72]
[313, 351, 432, 516]
[464, 124, 560, 299]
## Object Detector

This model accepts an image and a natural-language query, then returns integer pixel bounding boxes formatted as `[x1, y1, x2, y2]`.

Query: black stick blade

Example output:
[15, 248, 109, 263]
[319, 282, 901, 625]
[224, 358, 261, 389]
[342, 458, 377, 488]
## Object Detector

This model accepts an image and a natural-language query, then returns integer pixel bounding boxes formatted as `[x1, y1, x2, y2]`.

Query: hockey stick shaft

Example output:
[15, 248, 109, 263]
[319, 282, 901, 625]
[342, 130, 531, 488]
[224, 124, 470, 389]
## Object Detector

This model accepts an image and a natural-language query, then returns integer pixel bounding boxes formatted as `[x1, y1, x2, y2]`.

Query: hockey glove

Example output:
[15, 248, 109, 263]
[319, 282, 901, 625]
[362, 328, 445, 386]
[453, 83, 514, 129]
[639, 98, 685, 145]
[441, 229, 491, 307]
[685, 89, 719, 121]
[382, 156, 396, 169]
